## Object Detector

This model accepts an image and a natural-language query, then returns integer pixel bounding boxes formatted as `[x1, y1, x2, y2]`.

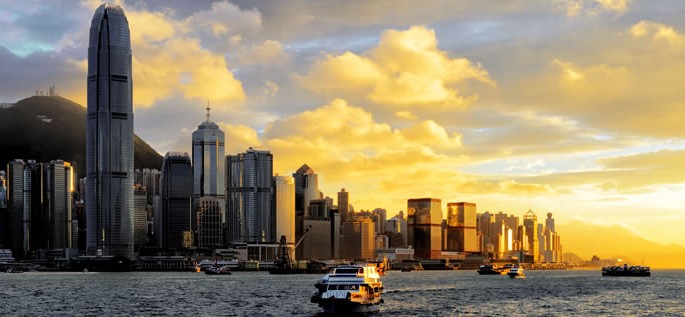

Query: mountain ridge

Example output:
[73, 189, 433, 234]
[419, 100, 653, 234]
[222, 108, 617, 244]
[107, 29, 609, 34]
[0, 95, 162, 177]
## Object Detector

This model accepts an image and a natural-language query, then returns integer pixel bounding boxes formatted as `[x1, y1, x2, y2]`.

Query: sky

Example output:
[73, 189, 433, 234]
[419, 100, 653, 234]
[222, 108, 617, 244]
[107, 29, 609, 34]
[1, 0, 685, 250]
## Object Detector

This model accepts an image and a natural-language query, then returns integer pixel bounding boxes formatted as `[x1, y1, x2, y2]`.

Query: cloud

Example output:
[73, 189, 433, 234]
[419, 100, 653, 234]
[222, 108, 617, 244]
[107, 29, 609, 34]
[295, 25, 494, 109]
[629, 20, 684, 46]
[554, 0, 632, 17]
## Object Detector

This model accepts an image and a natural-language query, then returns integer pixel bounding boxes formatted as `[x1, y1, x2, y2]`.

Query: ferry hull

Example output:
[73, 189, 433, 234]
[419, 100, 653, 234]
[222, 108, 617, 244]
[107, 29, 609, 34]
[318, 298, 381, 314]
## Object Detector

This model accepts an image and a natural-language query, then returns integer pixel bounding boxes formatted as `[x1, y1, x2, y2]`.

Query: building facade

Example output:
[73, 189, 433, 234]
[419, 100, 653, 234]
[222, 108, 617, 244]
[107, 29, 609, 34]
[196, 196, 225, 249]
[158, 152, 193, 250]
[86, 4, 135, 258]
[407, 198, 442, 259]
[522, 209, 539, 263]
[341, 218, 375, 260]
[445, 202, 478, 253]
[273, 175, 295, 245]
[226, 148, 274, 243]
[337, 188, 349, 223]
[192, 107, 225, 200]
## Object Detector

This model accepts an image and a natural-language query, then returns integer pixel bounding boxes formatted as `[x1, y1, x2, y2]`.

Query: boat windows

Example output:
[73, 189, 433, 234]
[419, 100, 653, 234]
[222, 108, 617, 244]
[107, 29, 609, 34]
[335, 268, 363, 274]
[328, 284, 360, 291]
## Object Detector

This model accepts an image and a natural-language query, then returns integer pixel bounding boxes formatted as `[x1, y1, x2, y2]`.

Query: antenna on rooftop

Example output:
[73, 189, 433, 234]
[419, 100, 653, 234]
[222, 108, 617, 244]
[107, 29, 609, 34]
[206, 98, 211, 123]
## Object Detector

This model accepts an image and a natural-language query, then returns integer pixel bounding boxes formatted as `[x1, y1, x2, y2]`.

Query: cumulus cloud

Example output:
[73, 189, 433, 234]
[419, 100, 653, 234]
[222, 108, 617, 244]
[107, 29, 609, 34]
[295, 25, 494, 109]
[629, 20, 684, 46]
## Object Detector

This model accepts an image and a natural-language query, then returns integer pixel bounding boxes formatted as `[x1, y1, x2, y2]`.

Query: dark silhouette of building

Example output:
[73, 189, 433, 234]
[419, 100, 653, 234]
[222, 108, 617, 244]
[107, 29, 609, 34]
[86, 4, 135, 258]
[158, 152, 193, 251]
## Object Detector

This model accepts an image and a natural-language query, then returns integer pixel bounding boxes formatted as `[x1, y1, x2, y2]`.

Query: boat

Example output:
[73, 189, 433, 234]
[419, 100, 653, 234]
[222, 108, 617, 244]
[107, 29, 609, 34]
[601, 264, 650, 277]
[507, 266, 525, 278]
[205, 265, 232, 275]
[477, 264, 507, 275]
[310, 264, 384, 314]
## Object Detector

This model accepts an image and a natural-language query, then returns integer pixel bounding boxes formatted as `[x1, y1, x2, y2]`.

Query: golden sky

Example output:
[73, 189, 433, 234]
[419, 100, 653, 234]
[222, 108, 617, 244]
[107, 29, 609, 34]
[1, 0, 684, 256]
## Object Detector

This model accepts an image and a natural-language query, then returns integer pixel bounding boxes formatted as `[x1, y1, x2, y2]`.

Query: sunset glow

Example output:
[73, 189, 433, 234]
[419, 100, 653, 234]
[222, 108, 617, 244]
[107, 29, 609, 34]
[1, 0, 684, 267]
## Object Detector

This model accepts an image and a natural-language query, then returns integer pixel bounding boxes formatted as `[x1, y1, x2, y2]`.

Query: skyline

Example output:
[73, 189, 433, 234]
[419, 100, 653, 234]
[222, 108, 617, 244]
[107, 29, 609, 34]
[1, 0, 685, 251]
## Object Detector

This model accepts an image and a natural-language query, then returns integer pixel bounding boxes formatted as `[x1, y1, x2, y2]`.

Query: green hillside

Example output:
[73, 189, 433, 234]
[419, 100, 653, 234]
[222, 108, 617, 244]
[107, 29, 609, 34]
[0, 95, 162, 177]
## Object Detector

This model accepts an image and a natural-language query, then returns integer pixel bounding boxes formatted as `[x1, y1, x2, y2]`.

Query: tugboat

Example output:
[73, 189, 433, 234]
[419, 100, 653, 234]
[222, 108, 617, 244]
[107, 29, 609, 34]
[507, 266, 525, 278]
[601, 264, 650, 277]
[311, 264, 384, 314]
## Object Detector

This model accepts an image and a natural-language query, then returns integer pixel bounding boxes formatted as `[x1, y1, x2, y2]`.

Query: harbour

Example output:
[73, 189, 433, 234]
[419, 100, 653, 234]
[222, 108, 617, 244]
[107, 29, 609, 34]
[2, 270, 684, 316]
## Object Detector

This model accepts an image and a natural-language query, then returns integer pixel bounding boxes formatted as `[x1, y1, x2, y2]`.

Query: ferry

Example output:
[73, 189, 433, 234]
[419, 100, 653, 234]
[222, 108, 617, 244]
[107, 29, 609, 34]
[311, 264, 384, 314]
[507, 266, 525, 278]
[205, 265, 232, 275]
[601, 264, 650, 277]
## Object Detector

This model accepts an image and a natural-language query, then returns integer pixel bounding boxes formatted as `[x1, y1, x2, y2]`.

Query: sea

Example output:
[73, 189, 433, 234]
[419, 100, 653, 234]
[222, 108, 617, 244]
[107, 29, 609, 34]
[1, 270, 684, 316]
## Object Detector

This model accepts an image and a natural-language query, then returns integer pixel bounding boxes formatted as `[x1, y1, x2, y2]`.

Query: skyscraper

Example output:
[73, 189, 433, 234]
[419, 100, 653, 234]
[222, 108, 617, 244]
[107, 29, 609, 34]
[45, 160, 73, 249]
[523, 209, 539, 263]
[158, 153, 193, 250]
[445, 202, 478, 253]
[407, 198, 442, 259]
[86, 4, 134, 258]
[226, 148, 274, 243]
[273, 175, 295, 245]
[192, 105, 225, 200]
[341, 218, 375, 260]
[337, 188, 349, 222]
[196, 196, 224, 249]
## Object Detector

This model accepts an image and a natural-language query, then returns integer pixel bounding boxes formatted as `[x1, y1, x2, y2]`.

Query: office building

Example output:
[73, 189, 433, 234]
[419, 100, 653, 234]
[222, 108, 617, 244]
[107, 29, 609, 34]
[133, 186, 148, 248]
[86, 4, 135, 258]
[445, 202, 478, 253]
[273, 175, 295, 245]
[45, 160, 73, 249]
[226, 148, 274, 243]
[192, 105, 225, 200]
[522, 209, 539, 263]
[341, 218, 375, 260]
[337, 188, 349, 222]
[197, 196, 225, 249]
[407, 198, 442, 259]
[158, 152, 193, 250]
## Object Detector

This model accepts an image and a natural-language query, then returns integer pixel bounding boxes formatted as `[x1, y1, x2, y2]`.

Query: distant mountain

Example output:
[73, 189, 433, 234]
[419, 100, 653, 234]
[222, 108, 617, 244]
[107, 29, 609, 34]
[558, 220, 685, 268]
[0, 95, 162, 177]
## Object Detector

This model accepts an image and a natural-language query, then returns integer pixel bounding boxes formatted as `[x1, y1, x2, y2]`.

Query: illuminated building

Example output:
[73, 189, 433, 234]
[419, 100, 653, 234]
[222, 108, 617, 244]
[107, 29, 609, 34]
[341, 218, 375, 260]
[273, 175, 295, 245]
[522, 209, 539, 263]
[86, 4, 135, 258]
[407, 198, 442, 259]
[445, 202, 478, 253]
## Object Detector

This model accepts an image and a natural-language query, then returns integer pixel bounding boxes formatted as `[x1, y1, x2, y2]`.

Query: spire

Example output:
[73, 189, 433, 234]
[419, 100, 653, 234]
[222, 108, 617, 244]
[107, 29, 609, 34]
[206, 99, 211, 123]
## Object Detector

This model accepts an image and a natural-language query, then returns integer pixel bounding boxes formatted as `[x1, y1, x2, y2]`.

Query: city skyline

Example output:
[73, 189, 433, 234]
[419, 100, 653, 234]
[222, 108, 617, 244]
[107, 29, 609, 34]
[1, 0, 685, 253]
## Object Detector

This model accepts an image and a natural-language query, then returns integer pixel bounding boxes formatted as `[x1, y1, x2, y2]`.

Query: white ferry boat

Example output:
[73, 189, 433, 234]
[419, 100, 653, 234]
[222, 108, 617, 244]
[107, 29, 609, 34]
[311, 264, 384, 314]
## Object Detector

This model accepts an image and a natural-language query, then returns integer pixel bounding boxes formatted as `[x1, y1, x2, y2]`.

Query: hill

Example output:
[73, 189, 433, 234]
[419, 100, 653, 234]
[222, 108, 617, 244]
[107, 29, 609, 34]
[0, 96, 162, 177]
[558, 220, 685, 268]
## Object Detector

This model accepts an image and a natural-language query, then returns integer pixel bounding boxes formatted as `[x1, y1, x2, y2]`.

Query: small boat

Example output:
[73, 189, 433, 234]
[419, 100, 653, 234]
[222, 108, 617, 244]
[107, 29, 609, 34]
[601, 264, 650, 277]
[311, 264, 384, 314]
[205, 265, 232, 275]
[507, 266, 525, 278]
[477, 264, 507, 275]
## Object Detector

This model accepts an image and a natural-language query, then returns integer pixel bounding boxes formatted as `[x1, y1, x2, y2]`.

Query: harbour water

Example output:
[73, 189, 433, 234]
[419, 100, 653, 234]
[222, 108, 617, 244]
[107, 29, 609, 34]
[1, 270, 684, 316]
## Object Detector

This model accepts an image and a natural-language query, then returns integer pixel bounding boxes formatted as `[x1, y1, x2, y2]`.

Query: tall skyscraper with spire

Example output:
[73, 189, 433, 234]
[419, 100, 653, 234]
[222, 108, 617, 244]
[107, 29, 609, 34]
[192, 103, 225, 200]
[86, 4, 134, 258]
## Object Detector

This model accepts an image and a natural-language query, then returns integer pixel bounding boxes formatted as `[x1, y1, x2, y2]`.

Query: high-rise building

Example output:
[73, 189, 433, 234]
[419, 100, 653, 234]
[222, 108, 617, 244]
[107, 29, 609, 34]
[372, 208, 387, 233]
[7, 160, 30, 257]
[385, 215, 407, 247]
[0, 171, 6, 209]
[341, 218, 375, 260]
[45, 160, 73, 249]
[445, 202, 478, 253]
[293, 165, 318, 217]
[407, 198, 442, 259]
[337, 188, 349, 222]
[273, 175, 295, 245]
[522, 209, 539, 263]
[86, 4, 135, 258]
[133, 186, 148, 248]
[158, 153, 193, 250]
[196, 196, 224, 249]
[541, 212, 562, 263]
[226, 148, 274, 243]
[192, 105, 225, 200]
